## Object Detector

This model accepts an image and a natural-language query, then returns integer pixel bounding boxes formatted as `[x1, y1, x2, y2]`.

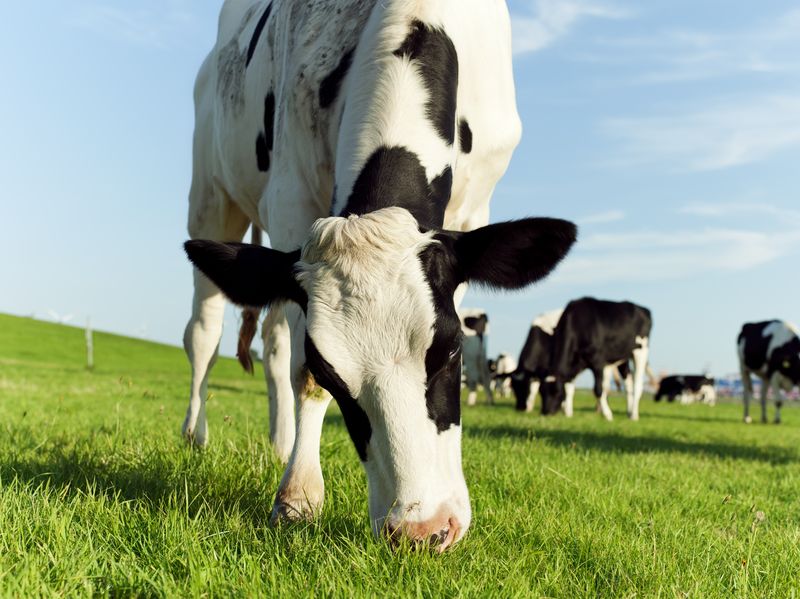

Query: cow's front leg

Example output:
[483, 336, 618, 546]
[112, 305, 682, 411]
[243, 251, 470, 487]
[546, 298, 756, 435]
[741, 367, 754, 423]
[770, 375, 783, 424]
[262, 305, 296, 462]
[594, 366, 614, 421]
[271, 304, 331, 523]
[759, 374, 770, 424]
[563, 381, 576, 418]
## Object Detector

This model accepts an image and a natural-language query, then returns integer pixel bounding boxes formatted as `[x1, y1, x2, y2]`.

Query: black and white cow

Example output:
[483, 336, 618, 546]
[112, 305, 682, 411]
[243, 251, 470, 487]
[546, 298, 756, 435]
[488, 352, 517, 399]
[655, 375, 716, 405]
[738, 320, 800, 424]
[509, 309, 576, 413]
[182, 0, 576, 550]
[460, 309, 493, 406]
[540, 298, 652, 421]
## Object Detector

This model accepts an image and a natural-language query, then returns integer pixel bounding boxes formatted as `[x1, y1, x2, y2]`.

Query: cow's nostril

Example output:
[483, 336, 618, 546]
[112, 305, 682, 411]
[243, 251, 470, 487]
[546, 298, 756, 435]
[429, 528, 449, 547]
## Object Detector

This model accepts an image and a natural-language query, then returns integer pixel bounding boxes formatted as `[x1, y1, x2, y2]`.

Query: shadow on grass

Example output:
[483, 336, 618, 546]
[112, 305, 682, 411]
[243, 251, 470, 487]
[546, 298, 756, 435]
[467, 425, 797, 464]
[0, 432, 364, 547]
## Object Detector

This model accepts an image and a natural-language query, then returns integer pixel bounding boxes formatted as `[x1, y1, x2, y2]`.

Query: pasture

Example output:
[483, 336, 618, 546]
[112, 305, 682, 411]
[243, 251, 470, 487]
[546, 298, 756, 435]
[1, 313, 798, 597]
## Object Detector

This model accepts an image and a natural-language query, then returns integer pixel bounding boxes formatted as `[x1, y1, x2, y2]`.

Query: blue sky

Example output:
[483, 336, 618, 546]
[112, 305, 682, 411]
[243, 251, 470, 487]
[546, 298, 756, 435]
[2, 1, 799, 380]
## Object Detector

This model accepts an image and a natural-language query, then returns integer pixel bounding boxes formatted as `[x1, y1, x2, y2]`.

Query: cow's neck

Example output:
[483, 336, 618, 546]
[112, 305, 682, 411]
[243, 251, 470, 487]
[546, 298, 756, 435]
[330, 3, 459, 229]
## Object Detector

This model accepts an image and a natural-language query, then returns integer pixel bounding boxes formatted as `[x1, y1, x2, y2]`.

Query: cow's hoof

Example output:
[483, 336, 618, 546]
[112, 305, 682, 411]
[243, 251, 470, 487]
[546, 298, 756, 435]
[181, 423, 208, 448]
[629, 414, 640, 422]
[774, 420, 782, 425]
[743, 416, 752, 424]
[270, 498, 319, 525]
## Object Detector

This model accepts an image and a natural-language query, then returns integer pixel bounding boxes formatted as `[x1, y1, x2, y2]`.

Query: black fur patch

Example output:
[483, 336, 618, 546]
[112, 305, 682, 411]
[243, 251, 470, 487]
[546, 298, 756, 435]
[418, 241, 463, 433]
[255, 92, 275, 172]
[319, 48, 355, 109]
[341, 146, 451, 228]
[246, 2, 273, 68]
[304, 336, 372, 461]
[459, 119, 473, 154]
[394, 20, 459, 145]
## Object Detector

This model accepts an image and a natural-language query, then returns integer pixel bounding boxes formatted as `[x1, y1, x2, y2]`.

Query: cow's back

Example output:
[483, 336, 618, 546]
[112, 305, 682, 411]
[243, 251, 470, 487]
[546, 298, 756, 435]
[193, 0, 520, 238]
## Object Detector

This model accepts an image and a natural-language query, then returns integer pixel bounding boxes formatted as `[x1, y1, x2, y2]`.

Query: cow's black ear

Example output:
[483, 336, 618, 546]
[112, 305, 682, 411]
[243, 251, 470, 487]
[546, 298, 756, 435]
[445, 218, 577, 289]
[184, 241, 307, 309]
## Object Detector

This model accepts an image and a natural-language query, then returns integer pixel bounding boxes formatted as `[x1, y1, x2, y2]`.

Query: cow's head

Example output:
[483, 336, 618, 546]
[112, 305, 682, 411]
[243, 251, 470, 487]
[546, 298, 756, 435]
[510, 370, 534, 412]
[185, 207, 575, 550]
[540, 378, 566, 415]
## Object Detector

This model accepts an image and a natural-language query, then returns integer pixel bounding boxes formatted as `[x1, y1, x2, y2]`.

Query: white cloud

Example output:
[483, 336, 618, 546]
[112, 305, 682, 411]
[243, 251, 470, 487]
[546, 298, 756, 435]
[680, 202, 800, 223]
[596, 9, 800, 84]
[69, 2, 197, 48]
[578, 210, 625, 225]
[511, 0, 630, 55]
[601, 94, 800, 171]
[551, 226, 800, 286]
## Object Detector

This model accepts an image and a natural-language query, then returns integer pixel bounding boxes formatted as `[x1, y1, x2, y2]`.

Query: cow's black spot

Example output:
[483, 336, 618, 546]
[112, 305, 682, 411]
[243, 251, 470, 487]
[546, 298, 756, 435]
[319, 48, 355, 109]
[256, 91, 275, 172]
[246, 2, 273, 68]
[304, 336, 372, 462]
[394, 20, 458, 145]
[341, 146, 452, 228]
[459, 119, 473, 154]
[418, 239, 463, 433]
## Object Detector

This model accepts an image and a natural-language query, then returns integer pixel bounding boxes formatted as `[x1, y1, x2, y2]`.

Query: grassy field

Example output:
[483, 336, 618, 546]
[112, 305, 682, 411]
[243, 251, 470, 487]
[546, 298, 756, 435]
[1, 313, 798, 597]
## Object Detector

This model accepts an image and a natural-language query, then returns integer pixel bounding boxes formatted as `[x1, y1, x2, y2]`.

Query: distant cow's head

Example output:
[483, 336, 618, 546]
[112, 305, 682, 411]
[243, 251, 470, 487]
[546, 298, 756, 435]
[185, 207, 575, 550]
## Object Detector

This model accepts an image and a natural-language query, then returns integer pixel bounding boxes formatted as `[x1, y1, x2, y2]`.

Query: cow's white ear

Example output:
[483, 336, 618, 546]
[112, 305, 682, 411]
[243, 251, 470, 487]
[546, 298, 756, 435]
[447, 218, 577, 289]
[184, 241, 307, 309]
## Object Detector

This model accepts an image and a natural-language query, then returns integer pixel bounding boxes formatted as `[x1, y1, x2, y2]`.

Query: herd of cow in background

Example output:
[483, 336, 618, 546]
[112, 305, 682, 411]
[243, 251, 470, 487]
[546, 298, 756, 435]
[460, 299, 800, 425]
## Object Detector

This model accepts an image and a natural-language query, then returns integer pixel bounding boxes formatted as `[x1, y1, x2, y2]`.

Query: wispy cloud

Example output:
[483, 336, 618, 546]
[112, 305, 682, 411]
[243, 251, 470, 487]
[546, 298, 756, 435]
[578, 210, 625, 225]
[69, 2, 197, 48]
[601, 93, 800, 171]
[553, 227, 800, 285]
[594, 9, 800, 84]
[511, 0, 630, 55]
[680, 202, 800, 223]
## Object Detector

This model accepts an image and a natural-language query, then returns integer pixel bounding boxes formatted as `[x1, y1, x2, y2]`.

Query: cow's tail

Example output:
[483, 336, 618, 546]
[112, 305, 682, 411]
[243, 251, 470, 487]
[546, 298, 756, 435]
[237, 225, 263, 375]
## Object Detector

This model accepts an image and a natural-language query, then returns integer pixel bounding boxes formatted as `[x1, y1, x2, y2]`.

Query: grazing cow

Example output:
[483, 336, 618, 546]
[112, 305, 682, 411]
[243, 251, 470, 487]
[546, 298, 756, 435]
[183, 0, 576, 550]
[737, 320, 800, 424]
[655, 375, 716, 405]
[509, 309, 576, 413]
[540, 298, 652, 421]
[460, 309, 492, 406]
[488, 352, 517, 399]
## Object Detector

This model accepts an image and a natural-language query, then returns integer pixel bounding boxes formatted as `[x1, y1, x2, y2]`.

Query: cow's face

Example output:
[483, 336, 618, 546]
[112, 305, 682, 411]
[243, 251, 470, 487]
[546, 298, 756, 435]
[185, 207, 576, 550]
[510, 371, 532, 412]
[540, 379, 565, 415]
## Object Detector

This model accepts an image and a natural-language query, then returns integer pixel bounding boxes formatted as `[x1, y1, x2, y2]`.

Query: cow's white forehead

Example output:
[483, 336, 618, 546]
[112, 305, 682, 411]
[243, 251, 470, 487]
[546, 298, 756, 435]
[299, 207, 433, 271]
[297, 207, 439, 395]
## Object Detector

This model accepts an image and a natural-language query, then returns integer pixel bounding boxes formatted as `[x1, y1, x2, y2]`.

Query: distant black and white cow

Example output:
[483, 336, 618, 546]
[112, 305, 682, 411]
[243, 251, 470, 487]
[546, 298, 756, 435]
[655, 375, 716, 405]
[541, 298, 652, 420]
[182, 1, 576, 550]
[737, 320, 800, 424]
[488, 352, 517, 399]
[460, 309, 493, 406]
[509, 309, 577, 413]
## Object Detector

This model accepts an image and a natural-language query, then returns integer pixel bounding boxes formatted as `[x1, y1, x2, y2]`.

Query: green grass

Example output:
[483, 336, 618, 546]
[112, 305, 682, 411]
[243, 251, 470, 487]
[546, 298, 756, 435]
[1, 313, 798, 597]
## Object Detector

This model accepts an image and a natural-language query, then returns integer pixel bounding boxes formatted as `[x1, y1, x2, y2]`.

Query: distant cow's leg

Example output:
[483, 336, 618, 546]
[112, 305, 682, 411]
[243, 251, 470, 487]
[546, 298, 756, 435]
[183, 193, 249, 447]
[740, 365, 754, 423]
[759, 375, 770, 424]
[262, 305, 296, 462]
[630, 341, 649, 421]
[563, 381, 576, 418]
[527, 380, 540, 412]
[272, 304, 332, 523]
[595, 367, 614, 421]
[769, 374, 782, 424]
[624, 370, 635, 416]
